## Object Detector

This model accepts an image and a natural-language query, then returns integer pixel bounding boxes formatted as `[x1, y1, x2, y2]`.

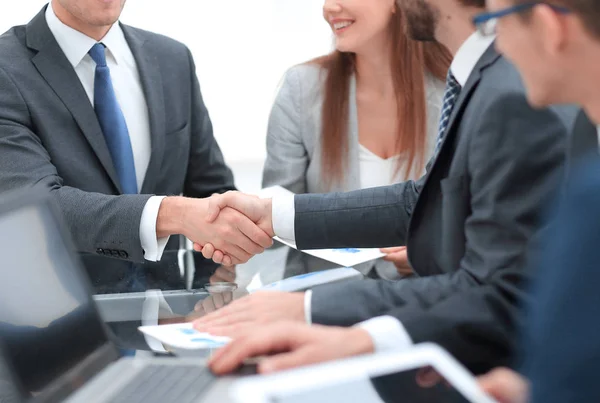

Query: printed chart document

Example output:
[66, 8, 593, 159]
[138, 323, 230, 350]
[257, 186, 386, 267]
[247, 267, 363, 293]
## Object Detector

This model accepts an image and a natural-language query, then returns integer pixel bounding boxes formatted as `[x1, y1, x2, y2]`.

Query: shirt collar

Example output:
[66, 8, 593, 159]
[45, 3, 128, 67]
[450, 31, 496, 87]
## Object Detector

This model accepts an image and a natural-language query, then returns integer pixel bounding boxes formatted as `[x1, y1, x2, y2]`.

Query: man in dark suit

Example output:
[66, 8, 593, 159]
[470, 1, 600, 402]
[194, 0, 590, 374]
[0, 0, 272, 293]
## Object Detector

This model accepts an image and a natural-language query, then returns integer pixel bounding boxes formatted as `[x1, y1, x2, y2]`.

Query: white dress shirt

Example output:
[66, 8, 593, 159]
[46, 5, 169, 262]
[274, 31, 496, 353]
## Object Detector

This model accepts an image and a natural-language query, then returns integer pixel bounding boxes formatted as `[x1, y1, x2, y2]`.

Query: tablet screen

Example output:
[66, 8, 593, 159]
[269, 366, 471, 403]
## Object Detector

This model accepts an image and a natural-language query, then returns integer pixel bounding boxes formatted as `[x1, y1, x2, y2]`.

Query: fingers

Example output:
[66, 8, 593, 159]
[206, 192, 265, 223]
[197, 243, 234, 267]
[237, 214, 273, 249]
[212, 250, 225, 265]
[380, 246, 406, 254]
[211, 292, 226, 309]
[206, 192, 231, 223]
[209, 327, 297, 375]
[201, 243, 216, 260]
[228, 217, 267, 256]
[221, 242, 252, 264]
[478, 368, 529, 403]
[210, 266, 236, 284]
[258, 348, 316, 374]
[222, 291, 234, 305]
[382, 251, 408, 263]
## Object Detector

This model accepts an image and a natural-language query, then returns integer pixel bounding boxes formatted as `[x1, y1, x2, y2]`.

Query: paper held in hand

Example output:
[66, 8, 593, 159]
[257, 186, 386, 267]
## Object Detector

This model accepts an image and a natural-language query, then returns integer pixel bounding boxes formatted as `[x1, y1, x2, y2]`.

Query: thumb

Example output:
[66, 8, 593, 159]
[206, 193, 232, 222]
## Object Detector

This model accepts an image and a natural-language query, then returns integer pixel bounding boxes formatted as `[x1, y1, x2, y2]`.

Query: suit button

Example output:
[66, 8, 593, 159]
[111, 250, 120, 257]
[96, 248, 104, 255]
[103, 249, 112, 256]
[119, 250, 128, 259]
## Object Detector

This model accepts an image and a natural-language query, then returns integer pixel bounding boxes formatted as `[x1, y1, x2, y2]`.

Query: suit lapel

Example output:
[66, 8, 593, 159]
[26, 7, 122, 193]
[122, 25, 166, 194]
[427, 45, 502, 173]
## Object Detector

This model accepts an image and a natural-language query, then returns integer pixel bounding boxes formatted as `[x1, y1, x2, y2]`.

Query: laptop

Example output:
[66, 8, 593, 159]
[0, 189, 220, 403]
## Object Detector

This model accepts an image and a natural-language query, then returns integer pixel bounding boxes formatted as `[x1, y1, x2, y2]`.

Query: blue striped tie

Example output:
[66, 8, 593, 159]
[89, 43, 138, 194]
[434, 71, 461, 154]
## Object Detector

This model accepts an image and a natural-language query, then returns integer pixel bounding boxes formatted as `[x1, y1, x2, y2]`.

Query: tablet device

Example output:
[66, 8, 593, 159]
[230, 343, 497, 403]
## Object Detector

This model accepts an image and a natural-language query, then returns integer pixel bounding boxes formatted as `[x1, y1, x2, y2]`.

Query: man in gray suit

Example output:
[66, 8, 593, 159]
[194, 0, 589, 373]
[0, 0, 272, 293]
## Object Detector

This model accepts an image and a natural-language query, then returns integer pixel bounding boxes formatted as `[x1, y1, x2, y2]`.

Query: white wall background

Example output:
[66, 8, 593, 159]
[0, 1, 332, 189]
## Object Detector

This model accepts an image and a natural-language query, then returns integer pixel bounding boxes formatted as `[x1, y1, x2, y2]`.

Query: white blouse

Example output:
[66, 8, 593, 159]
[358, 145, 418, 280]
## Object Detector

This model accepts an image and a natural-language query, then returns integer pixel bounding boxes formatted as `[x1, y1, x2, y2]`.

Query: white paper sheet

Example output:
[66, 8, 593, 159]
[258, 186, 386, 267]
[138, 323, 231, 350]
[247, 267, 363, 293]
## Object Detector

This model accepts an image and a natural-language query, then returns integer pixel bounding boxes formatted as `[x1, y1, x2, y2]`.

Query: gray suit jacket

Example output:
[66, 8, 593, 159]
[293, 46, 580, 372]
[0, 7, 235, 293]
[262, 64, 444, 277]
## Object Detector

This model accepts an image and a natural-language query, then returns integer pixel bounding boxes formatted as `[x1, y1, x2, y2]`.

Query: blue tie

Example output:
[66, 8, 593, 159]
[89, 43, 138, 194]
[434, 71, 462, 154]
[89, 44, 145, 297]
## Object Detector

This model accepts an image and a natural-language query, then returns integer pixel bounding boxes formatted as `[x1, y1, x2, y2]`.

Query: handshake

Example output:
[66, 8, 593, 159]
[157, 192, 275, 266]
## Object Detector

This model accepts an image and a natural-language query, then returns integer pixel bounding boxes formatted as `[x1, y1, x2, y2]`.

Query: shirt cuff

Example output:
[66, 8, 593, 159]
[140, 196, 170, 262]
[356, 315, 413, 352]
[304, 290, 313, 325]
[271, 194, 296, 242]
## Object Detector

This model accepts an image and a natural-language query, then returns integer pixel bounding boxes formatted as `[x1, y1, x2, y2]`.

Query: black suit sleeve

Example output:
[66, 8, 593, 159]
[294, 175, 426, 249]
[309, 94, 567, 373]
[182, 49, 236, 198]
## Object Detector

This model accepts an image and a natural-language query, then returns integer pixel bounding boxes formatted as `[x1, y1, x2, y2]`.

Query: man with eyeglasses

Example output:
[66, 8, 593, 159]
[468, 1, 600, 402]
[196, 0, 593, 381]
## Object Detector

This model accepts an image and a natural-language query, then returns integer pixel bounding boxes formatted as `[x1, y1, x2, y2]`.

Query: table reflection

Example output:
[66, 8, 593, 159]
[93, 245, 288, 353]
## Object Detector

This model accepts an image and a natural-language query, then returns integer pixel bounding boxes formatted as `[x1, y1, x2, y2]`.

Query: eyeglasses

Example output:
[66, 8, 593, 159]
[473, 2, 570, 36]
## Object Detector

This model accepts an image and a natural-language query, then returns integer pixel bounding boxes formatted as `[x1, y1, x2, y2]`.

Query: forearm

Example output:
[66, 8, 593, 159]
[310, 269, 482, 326]
[293, 182, 419, 249]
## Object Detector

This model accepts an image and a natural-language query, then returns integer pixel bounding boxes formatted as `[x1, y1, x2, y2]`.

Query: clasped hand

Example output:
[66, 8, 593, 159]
[194, 191, 274, 266]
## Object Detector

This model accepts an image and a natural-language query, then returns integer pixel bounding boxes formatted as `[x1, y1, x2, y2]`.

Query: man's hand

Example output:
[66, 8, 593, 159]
[477, 368, 529, 403]
[156, 197, 273, 265]
[206, 192, 274, 234]
[381, 246, 413, 276]
[193, 192, 275, 265]
[208, 322, 374, 375]
[210, 265, 237, 284]
[193, 291, 305, 334]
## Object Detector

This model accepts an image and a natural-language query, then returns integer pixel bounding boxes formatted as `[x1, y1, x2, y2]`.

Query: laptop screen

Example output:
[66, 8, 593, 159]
[0, 202, 108, 397]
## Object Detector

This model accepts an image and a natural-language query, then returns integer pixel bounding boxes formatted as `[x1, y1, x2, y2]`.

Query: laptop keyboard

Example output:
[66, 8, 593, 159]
[109, 365, 215, 403]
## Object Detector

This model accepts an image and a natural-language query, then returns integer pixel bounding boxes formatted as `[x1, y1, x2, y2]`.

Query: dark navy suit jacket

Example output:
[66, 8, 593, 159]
[524, 152, 600, 403]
